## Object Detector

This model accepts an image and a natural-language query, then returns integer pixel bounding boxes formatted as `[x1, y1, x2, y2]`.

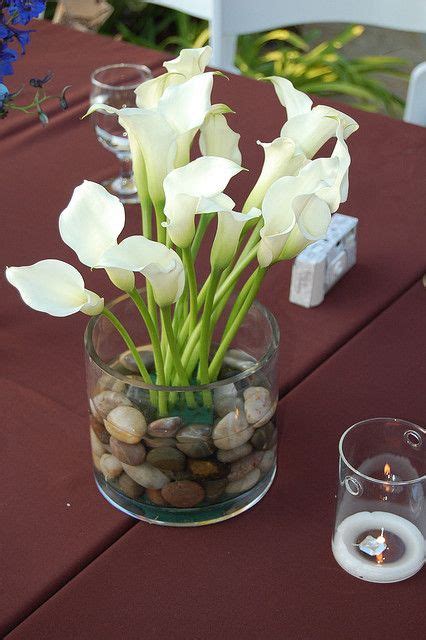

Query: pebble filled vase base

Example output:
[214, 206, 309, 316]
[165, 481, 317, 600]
[95, 465, 276, 526]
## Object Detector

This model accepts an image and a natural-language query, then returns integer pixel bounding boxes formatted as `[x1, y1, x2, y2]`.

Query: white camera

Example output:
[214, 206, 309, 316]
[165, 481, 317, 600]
[289, 213, 358, 308]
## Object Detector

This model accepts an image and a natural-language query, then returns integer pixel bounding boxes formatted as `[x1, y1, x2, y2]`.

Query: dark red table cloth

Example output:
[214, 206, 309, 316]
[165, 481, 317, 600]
[6, 280, 426, 640]
[1, 19, 425, 637]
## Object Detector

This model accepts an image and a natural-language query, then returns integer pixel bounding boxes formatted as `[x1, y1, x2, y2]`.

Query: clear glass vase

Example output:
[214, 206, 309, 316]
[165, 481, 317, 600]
[84, 292, 280, 526]
[332, 418, 426, 583]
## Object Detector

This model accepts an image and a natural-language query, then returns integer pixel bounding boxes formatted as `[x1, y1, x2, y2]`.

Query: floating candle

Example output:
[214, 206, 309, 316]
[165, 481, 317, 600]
[332, 511, 424, 583]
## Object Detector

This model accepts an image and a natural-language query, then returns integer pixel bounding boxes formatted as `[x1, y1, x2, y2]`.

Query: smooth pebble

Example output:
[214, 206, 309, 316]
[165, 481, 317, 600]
[227, 451, 264, 482]
[118, 473, 145, 499]
[90, 416, 110, 445]
[104, 405, 147, 444]
[146, 487, 168, 505]
[161, 480, 205, 508]
[217, 442, 253, 463]
[90, 390, 132, 421]
[122, 462, 169, 489]
[90, 427, 107, 458]
[147, 416, 182, 438]
[119, 346, 154, 373]
[213, 409, 253, 450]
[99, 453, 123, 480]
[251, 422, 277, 450]
[243, 387, 272, 425]
[109, 437, 146, 466]
[187, 458, 229, 480]
[213, 384, 239, 417]
[143, 435, 177, 449]
[146, 447, 186, 472]
[259, 448, 276, 474]
[225, 468, 261, 495]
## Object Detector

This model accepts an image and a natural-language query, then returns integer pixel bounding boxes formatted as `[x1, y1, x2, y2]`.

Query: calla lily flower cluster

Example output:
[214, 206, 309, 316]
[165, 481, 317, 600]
[6, 46, 358, 414]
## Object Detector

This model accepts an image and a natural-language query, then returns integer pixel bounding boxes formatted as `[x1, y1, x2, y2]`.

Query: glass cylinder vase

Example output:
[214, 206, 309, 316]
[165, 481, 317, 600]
[84, 292, 279, 526]
[332, 418, 426, 583]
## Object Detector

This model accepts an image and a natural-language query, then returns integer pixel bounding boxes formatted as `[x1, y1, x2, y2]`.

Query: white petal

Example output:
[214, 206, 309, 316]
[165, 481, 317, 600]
[80, 290, 104, 316]
[163, 46, 212, 77]
[164, 155, 243, 201]
[158, 73, 213, 133]
[282, 105, 358, 158]
[135, 73, 182, 109]
[200, 112, 242, 165]
[5, 260, 90, 317]
[59, 181, 125, 267]
[98, 236, 174, 272]
[244, 137, 307, 211]
[268, 76, 312, 119]
[315, 125, 350, 211]
[211, 208, 261, 268]
[105, 268, 135, 293]
[142, 251, 185, 307]
[279, 196, 331, 260]
[163, 193, 200, 248]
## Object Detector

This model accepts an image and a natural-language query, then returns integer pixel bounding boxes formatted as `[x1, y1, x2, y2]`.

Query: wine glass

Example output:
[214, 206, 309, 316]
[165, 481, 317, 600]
[90, 63, 152, 204]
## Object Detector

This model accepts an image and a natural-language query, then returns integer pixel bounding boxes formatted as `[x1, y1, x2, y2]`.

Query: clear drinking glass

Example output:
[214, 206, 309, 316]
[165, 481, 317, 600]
[332, 418, 425, 583]
[84, 291, 280, 526]
[90, 63, 152, 204]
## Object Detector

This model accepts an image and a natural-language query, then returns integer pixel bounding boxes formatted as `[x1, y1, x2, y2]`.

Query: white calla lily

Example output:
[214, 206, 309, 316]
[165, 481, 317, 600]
[267, 76, 358, 158]
[5, 260, 104, 317]
[244, 136, 307, 211]
[86, 73, 214, 206]
[200, 104, 242, 165]
[59, 180, 125, 267]
[211, 208, 261, 269]
[163, 156, 244, 248]
[135, 46, 212, 109]
[98, 236, 185, 307]
[257, 159, 337, 267]
[58, 180, 135, 293]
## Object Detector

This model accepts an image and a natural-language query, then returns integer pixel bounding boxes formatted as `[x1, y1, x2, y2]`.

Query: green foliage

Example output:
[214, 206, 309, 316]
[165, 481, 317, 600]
[66, 1, 409, 116]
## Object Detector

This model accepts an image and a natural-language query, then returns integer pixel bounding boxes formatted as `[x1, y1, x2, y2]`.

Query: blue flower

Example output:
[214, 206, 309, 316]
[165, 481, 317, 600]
[0, 42, 18, 79]
[9, 1, 46, 25]
[0, 82, 9, 115]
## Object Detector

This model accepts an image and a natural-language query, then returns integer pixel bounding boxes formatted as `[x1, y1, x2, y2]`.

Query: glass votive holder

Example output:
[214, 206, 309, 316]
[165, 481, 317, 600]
[332, 418, 425, 583]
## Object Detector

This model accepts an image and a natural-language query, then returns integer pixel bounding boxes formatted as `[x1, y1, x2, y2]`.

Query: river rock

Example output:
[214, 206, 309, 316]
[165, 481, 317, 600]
[122, 462, 169, 489]
[104, 405, 147, 444]
[95, 373, 126, 394]
[119, 345, 155, 373]
[99, 453, 123, 480]
[143, 435, 177, 449]
[90, 390, 132, 421]
[213, 409, 253, 450]
[213, 384, 240, 417]
[124, 391, 157, 424]
[109, 437, 146, 466]
[92, 453, 102, 472]
[243, 387, 273, 426]
[90, 416, 110, 445]
[259, 448, 276, 474]
[146, 487, 168, 505]
[176, 424, 215, 458]
[217, 442, 253, 463]
[90, 427, 107, 458]
[227, 451, 264, 482]
[203, 479, 227, 501]
[250, 422, 277, 450]
[118, 472, 145, 499]
[161, 480, 205, 508]
[225, 468, 261, 495]
[146, 447, 186, 472]
[187, 458, 229, 480]
[147, 416, 182, 438]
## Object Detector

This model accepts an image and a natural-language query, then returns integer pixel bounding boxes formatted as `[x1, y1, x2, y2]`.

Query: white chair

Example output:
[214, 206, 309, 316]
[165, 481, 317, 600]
[147, 0, 426, 125]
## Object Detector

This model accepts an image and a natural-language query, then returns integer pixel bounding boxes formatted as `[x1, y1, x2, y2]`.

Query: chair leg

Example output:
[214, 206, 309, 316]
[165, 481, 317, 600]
[404, 61, 426, 127]
[210, 23, 239, 74]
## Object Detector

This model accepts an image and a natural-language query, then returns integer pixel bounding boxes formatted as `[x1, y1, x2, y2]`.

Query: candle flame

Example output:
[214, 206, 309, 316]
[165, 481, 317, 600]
[384, 463, 391, 476]
[376, 553, 384, 564]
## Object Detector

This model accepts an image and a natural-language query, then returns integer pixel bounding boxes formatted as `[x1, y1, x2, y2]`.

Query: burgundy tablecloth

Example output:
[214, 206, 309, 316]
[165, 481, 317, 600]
[6, 280, 425, 640]
[1, 19, 425, 637]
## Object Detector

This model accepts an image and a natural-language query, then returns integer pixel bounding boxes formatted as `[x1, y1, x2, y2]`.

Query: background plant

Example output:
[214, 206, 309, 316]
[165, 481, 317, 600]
[51, 0, 408, 117]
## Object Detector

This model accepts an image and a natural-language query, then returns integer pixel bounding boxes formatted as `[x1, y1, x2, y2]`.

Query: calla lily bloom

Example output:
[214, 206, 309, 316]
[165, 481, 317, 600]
[59, 180, 135, 293]
[135, 46, 212, 109]
[200, 104, 242, 165]
[98, 236, 185, 307]
[211, 208, 261, 269]
[86, 73, 214, 205]
[163, 156, 244, 248]
[243, 136, 307, 211]
[5, 260, 104, 317]
[257, 160, 337, 267]
[268, 76, 359, 158]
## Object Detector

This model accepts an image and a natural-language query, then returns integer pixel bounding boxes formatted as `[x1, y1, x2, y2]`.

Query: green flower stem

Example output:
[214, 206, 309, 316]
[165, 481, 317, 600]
[208, 267, 266, 380]
[213, 244, 259, 308]
[129, 289, 168, 416]
[197, 268, 221, 406]
[191, 213, 214, 261]
[154, 200, 166, 244]
[182, 246, 198, 334]
[101, 307, 157, 407]
[160, 306, 196, 408]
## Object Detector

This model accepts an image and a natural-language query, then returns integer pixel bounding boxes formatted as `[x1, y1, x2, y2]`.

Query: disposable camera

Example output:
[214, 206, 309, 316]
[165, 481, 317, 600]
[289, 213, 358, 308]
